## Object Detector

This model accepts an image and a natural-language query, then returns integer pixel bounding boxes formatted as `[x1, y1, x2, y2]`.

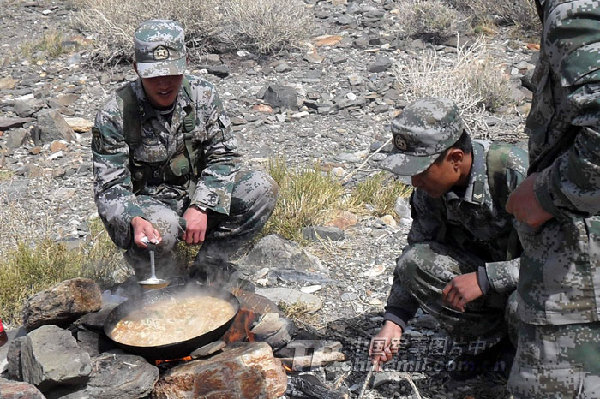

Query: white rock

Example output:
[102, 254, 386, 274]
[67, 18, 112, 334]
[300, 285, 322, 294]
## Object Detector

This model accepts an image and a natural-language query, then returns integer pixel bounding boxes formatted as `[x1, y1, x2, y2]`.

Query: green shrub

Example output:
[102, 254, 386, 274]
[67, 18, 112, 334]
[349, 172, 412, 217]
[264, 159, 346, 242]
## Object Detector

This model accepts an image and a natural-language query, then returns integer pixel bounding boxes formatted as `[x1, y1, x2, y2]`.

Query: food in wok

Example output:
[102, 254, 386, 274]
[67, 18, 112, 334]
[110, 294, 237, 347]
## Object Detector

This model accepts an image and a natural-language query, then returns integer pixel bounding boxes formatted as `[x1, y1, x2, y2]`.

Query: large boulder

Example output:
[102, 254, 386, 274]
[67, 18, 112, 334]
[21, 325, 91, 392]
[22, 278, 102, 331]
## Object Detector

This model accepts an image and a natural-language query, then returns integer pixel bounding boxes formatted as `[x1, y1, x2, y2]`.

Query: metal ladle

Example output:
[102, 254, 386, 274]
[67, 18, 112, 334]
[138, 237, 170, 290]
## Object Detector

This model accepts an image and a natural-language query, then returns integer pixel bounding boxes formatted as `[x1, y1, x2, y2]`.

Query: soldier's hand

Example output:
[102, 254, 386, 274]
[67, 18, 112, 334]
[131, 217, 161, 248]
[506, 173, 553, 229]
[442, 272, 482, 312]
[369, 320, 403, 371]
[183, 205, 208, 245]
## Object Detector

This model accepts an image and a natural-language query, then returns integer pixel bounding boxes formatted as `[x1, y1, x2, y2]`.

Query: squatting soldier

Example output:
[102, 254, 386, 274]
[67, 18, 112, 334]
[92, 20, 278, 282]
[369, 98, 528, 377]
[506, 1, 600, 397]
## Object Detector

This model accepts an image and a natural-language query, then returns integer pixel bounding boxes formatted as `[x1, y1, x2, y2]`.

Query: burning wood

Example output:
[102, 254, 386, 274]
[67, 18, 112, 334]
[154, 356, 192, 366]
[223, 308, 256, 343]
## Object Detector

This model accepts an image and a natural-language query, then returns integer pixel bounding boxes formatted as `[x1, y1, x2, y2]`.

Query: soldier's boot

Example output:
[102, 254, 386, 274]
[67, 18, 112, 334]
[191, 240, 255, 292]
[449, 336, 515, 381]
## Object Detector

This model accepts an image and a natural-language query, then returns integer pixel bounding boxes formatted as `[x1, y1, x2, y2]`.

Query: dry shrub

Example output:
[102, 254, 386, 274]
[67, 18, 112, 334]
[395, 0, 468, 41]
[71, 0, 223, 64]
[394, 37, 512, 135]
[71, 0, 311, 62]
[448, 0, 540, 32]
[221, 0, 313, 53]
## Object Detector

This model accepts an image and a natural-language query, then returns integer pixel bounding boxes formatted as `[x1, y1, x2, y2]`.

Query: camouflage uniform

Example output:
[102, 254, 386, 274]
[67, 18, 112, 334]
[507, 1, 600, 397]
[92, 20, 278, 279]
[380, 98, 527, 354]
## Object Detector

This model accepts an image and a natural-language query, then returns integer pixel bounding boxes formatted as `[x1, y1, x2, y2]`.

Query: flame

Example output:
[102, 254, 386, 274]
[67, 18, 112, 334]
[283, 363, 293, 373]
[155, 356, 192, 366]
[223, 308, 256, 344]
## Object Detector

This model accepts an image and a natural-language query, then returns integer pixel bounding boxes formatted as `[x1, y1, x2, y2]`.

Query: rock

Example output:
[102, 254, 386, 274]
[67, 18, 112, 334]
[278, 340, 345, 371]
[153, 342, 287, 399]
[304, 49, 324, 64]
[0, 378, 45, 399]
[202, 64, 230, 78]
[240, 235, 330, 284]
[255, 287, 322, 313]
[60, 353, 158, 399]
[35, 109, 76, 143]
[360, 264, 387, 278]
[240, 235, 326, 273]
[262, 85, 298, 110]
[190, 340, 226, 359]
[5, 128, 30, 149]
[288, 373, 350, 399]
[54, 94, 79, 107]
[63, 117, 93, 132]
[21, 325, 92, 391]
[367, 55, 393, 73]
[22, 278, 102, 331]
[380, 214, 398, 227]
[0, 117, 34, 131]
[394, 196, 412, 223]
[0, 77, 17, 90]
[314, 35, 343, 47]
[7, 336, 25, 381]
[328, 210, 359, 230]
[13, 98, 45, 118]
[50, 140, 68, 153]
[74, 330, 115, 357]
[302, 226, 345, 241]
[251, 313, 296, 350]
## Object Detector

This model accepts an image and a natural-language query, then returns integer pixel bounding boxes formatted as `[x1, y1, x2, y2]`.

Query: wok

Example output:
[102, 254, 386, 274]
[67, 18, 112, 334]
[104, 284, 240, 361]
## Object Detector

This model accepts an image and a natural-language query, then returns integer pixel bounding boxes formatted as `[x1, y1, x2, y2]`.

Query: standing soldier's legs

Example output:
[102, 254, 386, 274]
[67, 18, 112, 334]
[123, 195, 184, 280]
[508, 322, 600, 398]
[193, 169, 278, 279]
[403, 242, 509, 352]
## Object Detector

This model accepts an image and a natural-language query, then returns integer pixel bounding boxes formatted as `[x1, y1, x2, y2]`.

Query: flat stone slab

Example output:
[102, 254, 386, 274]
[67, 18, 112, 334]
[255, 288, 322, 313]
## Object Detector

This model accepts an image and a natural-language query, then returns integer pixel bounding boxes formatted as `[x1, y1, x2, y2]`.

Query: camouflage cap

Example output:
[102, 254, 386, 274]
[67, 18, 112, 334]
[134, 20, 187, 78]
[380, 97, 464, 176]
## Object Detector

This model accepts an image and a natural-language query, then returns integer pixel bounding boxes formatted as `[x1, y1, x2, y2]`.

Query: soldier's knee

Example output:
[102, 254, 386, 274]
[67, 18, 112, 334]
[144, 208, 180, 251]
[233, 169, 279, 212]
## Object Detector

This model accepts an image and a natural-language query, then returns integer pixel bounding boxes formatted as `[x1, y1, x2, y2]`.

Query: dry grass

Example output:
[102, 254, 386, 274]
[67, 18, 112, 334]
[221, 0, 313, 53]
[395, 0, 468, 41]
[394, 37, 513, 137]
[448, 0, 540, 33]
[71, 0, 223, 64]
[19, 30, 68, 61]
[70, 0, 311, 62]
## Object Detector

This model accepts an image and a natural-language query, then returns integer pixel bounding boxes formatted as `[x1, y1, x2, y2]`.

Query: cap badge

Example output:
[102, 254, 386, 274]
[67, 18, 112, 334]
[153, 45, 170, 61]
[394, 135, 408, 151]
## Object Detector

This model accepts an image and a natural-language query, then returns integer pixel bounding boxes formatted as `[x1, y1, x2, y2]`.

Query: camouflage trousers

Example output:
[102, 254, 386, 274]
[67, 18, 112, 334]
[508, 322, 600, 398]
[120, 169, 278, 280]
[392, 242, 518, 352]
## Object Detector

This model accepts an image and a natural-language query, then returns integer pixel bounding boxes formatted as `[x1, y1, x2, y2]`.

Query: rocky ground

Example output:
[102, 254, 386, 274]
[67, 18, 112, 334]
[0, 0, 537, 397]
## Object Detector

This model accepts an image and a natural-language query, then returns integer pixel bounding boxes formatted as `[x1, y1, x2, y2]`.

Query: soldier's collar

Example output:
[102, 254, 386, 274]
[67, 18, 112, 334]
[446, 140, 489, 205]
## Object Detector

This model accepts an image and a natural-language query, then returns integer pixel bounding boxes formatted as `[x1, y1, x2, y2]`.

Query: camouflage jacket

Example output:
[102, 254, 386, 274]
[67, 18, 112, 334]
[407, 140, 528, 292]
[92, 75, 240, 246]
[516, 0, 600, 324]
